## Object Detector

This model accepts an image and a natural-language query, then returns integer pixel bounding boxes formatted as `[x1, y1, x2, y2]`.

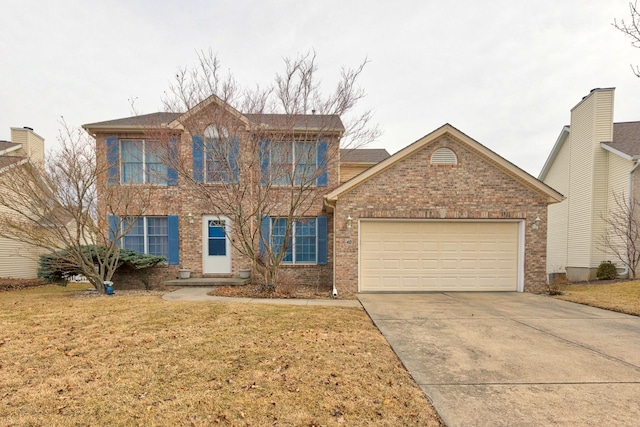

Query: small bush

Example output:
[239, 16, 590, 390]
[545, 273, 567, 295]
[38, 246, 166, 284]
[596, 261, 618, 280]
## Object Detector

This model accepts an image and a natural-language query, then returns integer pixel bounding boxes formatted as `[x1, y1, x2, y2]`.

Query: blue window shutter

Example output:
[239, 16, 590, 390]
[230, 136, 240, 182]
[259, 140, 270, 185]
[108, 215, 120, 247]
[167, 215, 179, 265]
[106, 137, 119, 185]
[192, 135, 204, 183]
[317, 140, 328, 186]
[260, 216, 270, 258]
[167, 137, 178, 186]
[317, 215, 328, 265]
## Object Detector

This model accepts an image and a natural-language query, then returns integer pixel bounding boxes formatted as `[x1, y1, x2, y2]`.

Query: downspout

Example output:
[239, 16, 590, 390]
[623, 159, 640, 278]
[324, 197, 338, 298]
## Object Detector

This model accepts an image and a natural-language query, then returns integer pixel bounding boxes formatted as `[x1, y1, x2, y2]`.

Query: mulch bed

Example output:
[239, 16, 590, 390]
[0, 278, 46, 292]
[207, 283, 340, 299]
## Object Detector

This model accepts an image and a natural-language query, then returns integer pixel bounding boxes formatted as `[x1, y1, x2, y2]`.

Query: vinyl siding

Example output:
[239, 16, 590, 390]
[544, 137, 570, 273]
[567, 89, 614, 269]
[567, 94, 596, 268]
[340, 164, 372, 183]
[590, 90, 614, 267]
[605, 153, 633, 265]
[10, 128, 45, 166]
[0, 236, 43, 279]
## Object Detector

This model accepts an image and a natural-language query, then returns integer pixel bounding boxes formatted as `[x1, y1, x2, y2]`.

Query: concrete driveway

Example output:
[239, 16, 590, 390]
[359, 292, 640, 426]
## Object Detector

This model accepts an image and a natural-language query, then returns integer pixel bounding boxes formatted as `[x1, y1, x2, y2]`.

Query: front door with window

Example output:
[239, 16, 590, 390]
[202, 215, 231, 274]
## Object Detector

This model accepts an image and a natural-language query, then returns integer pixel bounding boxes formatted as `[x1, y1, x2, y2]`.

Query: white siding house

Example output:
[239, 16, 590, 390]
[540, 88, 640, 281]
[0, 128, 47, 279]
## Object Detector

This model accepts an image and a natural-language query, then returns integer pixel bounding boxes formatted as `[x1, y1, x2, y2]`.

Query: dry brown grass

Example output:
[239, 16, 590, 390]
[555, 280, 640, 316]
[0, 284, 442, 426]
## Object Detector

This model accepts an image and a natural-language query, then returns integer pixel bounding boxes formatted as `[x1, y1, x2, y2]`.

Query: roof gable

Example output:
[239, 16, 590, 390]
[540, 121, 640, 179]
[326, 123, 563, 204]
[600, 121, 640, 159]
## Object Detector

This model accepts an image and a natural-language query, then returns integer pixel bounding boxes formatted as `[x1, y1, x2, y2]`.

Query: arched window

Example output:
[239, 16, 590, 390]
[430, 147, 458, 165]
[202, 125, 237, 182]
[204, 124, 229, 141]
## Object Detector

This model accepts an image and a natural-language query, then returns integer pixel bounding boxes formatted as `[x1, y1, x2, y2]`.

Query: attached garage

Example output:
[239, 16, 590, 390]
[359, 220, 522, 292]
[325, 124, 564, 295]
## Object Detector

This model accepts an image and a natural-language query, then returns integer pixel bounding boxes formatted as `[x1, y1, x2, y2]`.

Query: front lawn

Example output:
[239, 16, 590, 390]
[555, 280, 640, 316]
[0, 284, 442, 426]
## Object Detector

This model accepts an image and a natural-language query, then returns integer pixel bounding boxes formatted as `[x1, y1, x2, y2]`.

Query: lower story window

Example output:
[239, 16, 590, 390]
[262, 216, 328, 265]
[122, 217, 168, 257]
[109, 215, 179, 264]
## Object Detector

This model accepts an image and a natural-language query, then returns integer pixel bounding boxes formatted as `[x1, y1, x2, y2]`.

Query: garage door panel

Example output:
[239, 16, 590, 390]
[360, 221, 518, 292]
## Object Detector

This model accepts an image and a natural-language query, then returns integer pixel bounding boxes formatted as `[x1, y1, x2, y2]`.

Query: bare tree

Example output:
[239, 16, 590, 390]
[600, 192, 640, 279]
[0, 121, 152, 292]
[159, 50, 380, 289]
[614, 1, 640, 77]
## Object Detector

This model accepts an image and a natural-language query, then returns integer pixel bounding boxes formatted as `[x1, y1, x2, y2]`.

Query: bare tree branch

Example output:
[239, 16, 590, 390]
[153, 51, 379, 289]
[0, 120, 152, 292]
[614, 1, 640, 77]
[600, 192, 640, 279]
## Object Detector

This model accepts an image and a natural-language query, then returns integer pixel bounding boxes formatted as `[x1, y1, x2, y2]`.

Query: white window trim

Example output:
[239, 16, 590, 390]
[272, 218, 318, 265]
[270, 140, 319, 187]
[122, 216, 168, 257]
[120, 139, 167, 185]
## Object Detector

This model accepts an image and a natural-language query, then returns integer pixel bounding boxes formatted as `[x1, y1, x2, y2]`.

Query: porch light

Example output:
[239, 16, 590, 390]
[346, 215, 353, 229]
[187, 213, 194, 224]
[532, 216, 541, 230]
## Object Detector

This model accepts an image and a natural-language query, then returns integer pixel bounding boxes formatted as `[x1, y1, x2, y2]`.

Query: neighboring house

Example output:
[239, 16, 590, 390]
[0, 127, 47, 279]
[84, 96, 561, 294]
[540, 87, 640, 281]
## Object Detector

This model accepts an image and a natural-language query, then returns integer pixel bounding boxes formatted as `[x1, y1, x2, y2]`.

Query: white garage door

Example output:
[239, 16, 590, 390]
[360, 221, 520, 292]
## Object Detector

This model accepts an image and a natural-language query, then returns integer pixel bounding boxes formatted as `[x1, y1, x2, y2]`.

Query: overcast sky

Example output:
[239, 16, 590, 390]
[1, 0, 639, 176]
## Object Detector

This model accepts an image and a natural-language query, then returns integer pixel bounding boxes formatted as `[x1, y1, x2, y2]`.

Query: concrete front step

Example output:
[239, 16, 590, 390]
[165, 277, 251, 287]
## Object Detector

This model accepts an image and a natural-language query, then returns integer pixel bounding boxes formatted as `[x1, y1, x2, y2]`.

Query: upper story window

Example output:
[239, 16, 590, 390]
[106, 137, 178, 186]
[121, 140, 168, 184]
[203, 125, 239, 183]
[192, 125, 239, 184]
[259, 140, 328, 187]
[430, 147, 458, 166]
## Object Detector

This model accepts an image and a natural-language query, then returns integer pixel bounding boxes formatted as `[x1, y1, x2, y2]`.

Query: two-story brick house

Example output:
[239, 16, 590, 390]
[85, 95, 562, 296]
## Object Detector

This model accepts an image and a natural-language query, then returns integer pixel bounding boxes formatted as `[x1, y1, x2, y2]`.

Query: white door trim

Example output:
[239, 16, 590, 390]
[202, 215, 232, 274]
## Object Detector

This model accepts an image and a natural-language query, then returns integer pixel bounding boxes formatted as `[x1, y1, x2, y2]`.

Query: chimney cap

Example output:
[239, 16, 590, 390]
[23, 126, 33, 131]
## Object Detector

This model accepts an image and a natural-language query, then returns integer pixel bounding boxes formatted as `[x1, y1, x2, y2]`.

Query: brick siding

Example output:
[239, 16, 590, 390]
[333, 134, 549, 294]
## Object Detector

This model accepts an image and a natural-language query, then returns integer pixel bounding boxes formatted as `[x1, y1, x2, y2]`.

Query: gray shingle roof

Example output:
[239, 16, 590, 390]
[601, 121, 640, 158]
[244, 114, 345, 132]
[84, 111, 345, 133]
[83, 112, 182, 129]
[340, 148, 390, 163]
[0, 141, 20, 152]
[0, 155, 26, 170]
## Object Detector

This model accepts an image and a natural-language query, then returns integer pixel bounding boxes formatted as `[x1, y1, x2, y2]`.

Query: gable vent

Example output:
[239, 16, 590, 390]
[430, 147, 458, 165]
